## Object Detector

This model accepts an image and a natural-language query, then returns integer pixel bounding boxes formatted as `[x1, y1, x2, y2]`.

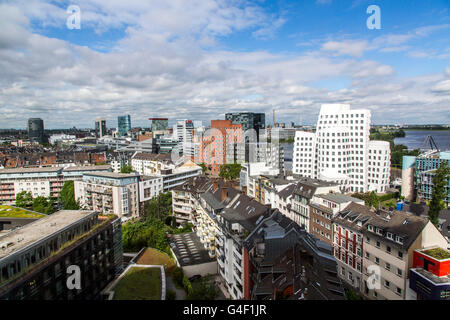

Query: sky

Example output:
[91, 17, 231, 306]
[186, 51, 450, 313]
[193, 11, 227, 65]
[0, 0, 449, 129]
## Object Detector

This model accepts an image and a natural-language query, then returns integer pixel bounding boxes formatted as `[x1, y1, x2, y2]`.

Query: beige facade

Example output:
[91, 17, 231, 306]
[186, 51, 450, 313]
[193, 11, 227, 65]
[362, 221, 448, 300]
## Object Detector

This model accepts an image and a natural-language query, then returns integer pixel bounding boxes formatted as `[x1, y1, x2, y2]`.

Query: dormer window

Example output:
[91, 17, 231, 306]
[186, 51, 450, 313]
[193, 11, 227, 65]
[368, 225, 373, 232]
[376, 228, 383, 236]
[386, 232, 393, 240]
[395, 236, 404, 244]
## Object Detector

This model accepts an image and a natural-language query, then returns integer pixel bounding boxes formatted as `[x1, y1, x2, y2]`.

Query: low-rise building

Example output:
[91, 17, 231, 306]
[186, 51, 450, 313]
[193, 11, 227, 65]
[131, 153, 202, 191]
[409, 246, 450, 300]
[0, 165, 112, 202]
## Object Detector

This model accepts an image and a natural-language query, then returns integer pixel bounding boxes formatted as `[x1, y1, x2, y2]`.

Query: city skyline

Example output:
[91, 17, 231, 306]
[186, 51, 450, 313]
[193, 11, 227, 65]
[0, 1, 449, 128]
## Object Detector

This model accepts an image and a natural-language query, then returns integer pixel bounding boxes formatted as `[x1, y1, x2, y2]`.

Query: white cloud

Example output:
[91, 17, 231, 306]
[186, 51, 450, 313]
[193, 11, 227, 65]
[321, 40, 369, 57]
[0, 1, 449, 128]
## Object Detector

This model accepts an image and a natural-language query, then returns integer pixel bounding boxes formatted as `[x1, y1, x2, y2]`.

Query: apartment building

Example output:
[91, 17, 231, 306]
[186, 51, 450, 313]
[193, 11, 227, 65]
[215, 192, 271, 299]
[74, 172, 141, 221]
[240, 162, 280, 197]
[243, 210, 345, 300]
[0, 210, 123, 300]
[292, 104, 390, 193]
[332, 203, 373, 292]
[0, 165, 112, 202]
[139, 175, 163, 203]
[171, 176, 213, 224]
[361, 209, 447, 300]
[309, 193, 364, 245]
[291, 177, 340, 232]
[332, 202, 448, 300]
[131, 152, 202, 191]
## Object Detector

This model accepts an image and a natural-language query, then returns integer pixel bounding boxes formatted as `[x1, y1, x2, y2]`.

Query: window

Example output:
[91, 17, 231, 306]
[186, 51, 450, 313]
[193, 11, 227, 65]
[341, 267, 345, 276]
[375, 257, 380, 265]
[376, 241, 380, 248]
[396, 287, 402, 295]
[397, 269, 403, 277]
[384, 280, 390, 288]
[398, 251, 403, 259]
[385, 263, 391, 271]
[365, 252, 370, 259]
[386, 246, 391, 254]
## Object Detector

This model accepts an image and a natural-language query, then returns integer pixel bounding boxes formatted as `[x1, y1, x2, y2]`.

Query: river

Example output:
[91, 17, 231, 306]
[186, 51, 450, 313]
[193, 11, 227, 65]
[394, 130, 450, 150]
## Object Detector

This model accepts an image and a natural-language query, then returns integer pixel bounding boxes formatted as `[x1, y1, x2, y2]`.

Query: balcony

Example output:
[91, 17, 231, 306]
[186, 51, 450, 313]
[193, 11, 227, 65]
[233, 245, 243, 260]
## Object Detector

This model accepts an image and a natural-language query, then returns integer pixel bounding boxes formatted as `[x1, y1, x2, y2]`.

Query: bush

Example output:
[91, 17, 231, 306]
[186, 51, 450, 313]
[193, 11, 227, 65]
[172, 267, 184, 288]
[182, 276, 193, 296]
[166, 290, 176, 300]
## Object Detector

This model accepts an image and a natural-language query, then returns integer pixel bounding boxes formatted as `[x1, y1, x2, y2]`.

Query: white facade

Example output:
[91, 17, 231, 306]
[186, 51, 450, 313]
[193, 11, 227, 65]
[131, 155, 202, 191]
[139, 176, 163, 202]
[74, 173, 140, 222]
[292, 104, 390, 193]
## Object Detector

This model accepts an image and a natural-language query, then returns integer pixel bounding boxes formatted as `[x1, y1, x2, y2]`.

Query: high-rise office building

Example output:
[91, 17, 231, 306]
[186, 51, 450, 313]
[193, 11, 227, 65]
[117, 115, 131, 136]
[225, 112, 265, 136]
[292, 104, 390, 193]
[95, 118, 107, 138]
[27, 118, 44, 143]
[173, 120, 195, 157]
[196, 120, 243, 175]
[149, 118, 169, 131]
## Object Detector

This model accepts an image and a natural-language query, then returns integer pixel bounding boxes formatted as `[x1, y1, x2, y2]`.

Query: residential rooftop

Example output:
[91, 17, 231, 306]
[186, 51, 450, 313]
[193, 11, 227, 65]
[0, 210, 97, 260]
[84, 171, 140, 179]
[316, 193, 364, 204]
[168, 232, 215, 266]
[0, 205, 46, 219]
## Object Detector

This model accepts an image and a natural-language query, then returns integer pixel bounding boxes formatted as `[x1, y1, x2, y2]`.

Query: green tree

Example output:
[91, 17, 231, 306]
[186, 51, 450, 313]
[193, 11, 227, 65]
[199, 163, 207, 173]
[219, 163, 242, 180]
[428, 162, 450, 226]
[186, 276, 218, 300]
[15, 191, 33, 208]
[32, 196, 56, 215]
[120, 165, 134, 173]
[58, 180, 79, 210]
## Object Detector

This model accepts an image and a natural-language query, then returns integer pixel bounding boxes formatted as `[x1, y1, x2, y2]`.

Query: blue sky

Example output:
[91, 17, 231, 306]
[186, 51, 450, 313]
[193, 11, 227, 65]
[0, 0, 449, 128]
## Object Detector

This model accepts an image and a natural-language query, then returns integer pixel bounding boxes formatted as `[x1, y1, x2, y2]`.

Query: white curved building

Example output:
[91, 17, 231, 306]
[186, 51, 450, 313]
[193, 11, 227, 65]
[293, 104, 390, 193]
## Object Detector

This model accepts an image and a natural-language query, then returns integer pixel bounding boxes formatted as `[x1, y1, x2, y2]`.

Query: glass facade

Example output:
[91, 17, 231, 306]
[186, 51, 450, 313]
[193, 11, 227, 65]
[117, 115, 131, 136]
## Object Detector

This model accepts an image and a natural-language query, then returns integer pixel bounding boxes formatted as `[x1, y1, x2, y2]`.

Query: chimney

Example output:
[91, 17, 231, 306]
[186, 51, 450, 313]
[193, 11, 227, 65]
[221, 186, 228, 202]
[212, 178, 218, 192]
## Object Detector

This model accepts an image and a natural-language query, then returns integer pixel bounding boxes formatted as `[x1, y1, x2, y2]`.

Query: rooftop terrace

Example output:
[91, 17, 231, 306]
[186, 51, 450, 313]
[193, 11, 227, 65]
[0, 205, 45, 219]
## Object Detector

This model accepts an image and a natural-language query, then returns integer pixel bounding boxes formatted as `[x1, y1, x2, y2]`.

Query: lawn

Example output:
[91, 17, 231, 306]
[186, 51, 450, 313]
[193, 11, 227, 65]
[136, 248, 176, 274]
[113, 267, 161, 300]
[422, 248, 450, 260]
[0, 205, 45, 219]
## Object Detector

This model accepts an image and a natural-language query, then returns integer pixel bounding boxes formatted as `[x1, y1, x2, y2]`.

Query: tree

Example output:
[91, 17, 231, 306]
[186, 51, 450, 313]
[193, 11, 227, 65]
[199, 163, 207, 173]
[120, 165, 134, 173]
[58, 180, 79, 210]
[32, 196, 56, 215]
[15, 191, 33, 208]
[428, 162, 450, 226]
[219, 163, 242, 180]
[186, 276, 218, 300]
